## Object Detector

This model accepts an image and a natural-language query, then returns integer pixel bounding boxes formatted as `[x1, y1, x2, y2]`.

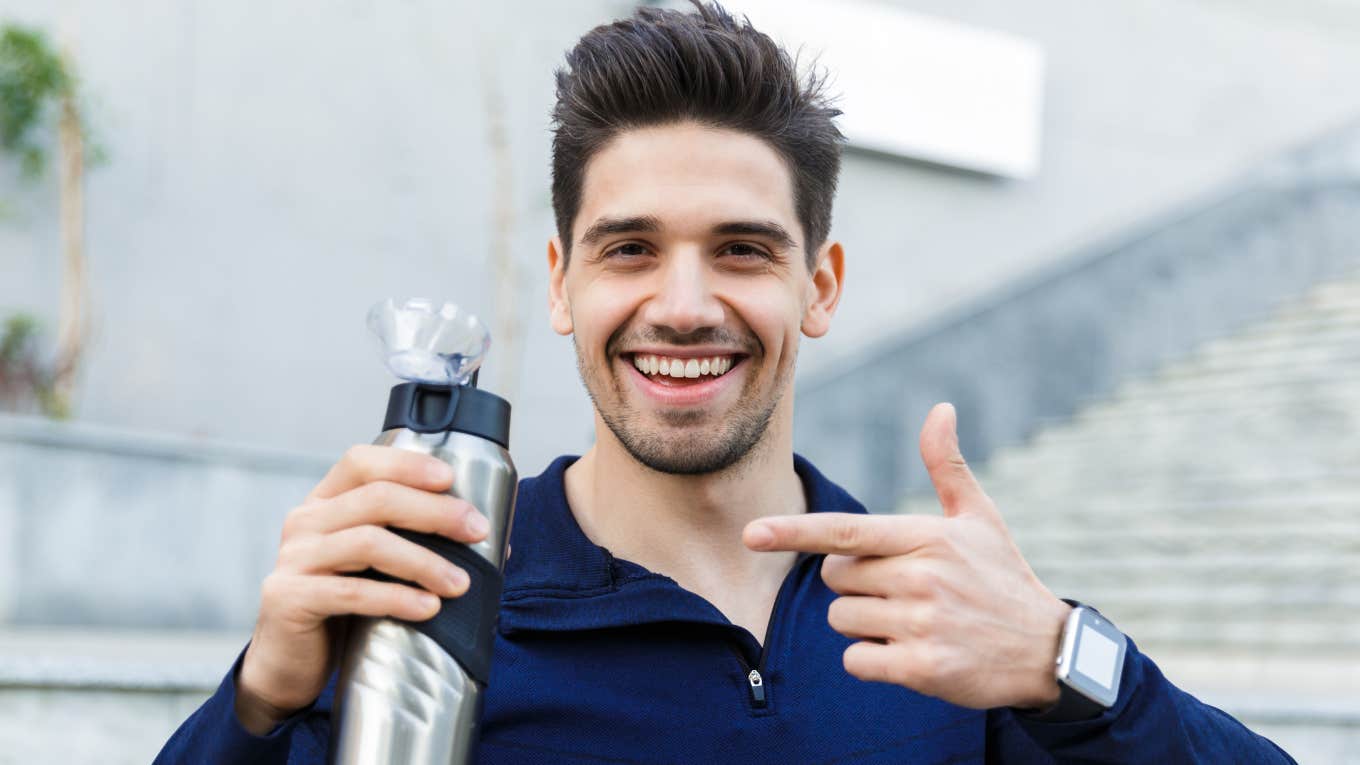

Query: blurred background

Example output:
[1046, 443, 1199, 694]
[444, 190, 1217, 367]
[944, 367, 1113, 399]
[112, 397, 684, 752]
[2, 0, 1359, 761]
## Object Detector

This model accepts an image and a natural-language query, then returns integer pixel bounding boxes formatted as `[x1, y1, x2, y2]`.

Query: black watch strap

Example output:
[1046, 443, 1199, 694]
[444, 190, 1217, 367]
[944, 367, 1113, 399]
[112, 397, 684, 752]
[1023, 681, 1105, 723]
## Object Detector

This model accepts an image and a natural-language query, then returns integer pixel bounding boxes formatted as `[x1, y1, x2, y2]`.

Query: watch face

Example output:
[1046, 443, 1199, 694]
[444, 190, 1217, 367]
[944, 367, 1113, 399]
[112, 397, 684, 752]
[1057, 607, 1127, 709]
[1074, 624, 1120, 689]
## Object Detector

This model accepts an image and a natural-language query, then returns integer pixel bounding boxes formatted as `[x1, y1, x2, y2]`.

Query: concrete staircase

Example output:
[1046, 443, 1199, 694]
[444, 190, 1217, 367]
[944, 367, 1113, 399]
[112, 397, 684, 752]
[901, 270, 1360, 761]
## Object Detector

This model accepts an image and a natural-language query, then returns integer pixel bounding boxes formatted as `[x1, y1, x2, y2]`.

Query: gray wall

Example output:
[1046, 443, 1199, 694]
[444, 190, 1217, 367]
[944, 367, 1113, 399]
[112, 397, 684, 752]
[3, 0, 1360, 481]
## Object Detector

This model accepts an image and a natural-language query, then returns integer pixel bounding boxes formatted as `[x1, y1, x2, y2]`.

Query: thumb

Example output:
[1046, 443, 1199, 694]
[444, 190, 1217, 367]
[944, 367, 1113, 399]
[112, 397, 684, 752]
[919, 402, 990, 518]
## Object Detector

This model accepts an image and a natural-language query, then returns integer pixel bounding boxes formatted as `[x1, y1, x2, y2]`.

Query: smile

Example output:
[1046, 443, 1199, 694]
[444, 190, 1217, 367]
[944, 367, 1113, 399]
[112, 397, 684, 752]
[629, 353, 737, 379]
[621, 351, 747, 405]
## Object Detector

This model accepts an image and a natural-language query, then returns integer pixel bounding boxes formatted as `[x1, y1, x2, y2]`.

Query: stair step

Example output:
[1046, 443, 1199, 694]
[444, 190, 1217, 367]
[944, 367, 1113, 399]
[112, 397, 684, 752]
[996, 423, 1360, 465]
[1014, 518, 1360, 538]
[978, 476, 1360, 506]
[1030, 553, 1358, 585]
[903, 491, 1360, 525]
[1097, 617, 1357, 652]
[1105, 371, 1360, 406]
[1159, 343, 1360, 380]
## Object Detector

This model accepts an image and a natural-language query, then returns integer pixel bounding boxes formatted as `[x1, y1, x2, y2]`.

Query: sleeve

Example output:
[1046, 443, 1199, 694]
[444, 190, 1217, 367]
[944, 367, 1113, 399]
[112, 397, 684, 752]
[984, 637, 1297, 764]
[152, 646, 334, 765]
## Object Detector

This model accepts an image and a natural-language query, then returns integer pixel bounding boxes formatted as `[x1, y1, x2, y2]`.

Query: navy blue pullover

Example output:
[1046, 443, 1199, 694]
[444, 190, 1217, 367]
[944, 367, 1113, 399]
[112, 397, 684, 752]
[156, 454, 1294, 763]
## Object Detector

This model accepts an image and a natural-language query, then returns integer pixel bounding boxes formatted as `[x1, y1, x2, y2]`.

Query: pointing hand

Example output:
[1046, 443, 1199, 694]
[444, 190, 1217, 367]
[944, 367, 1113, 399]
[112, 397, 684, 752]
[743, 403, 1071, 710]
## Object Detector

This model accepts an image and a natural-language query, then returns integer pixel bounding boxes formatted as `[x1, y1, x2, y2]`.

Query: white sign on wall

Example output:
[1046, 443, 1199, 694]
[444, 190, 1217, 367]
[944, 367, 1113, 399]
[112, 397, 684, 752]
[663, 0, 1045, 179]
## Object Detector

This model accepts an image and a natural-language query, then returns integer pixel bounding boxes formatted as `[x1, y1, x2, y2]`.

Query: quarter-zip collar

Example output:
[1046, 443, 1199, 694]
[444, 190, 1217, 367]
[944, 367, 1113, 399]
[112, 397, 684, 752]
[498, 453, 868, 635]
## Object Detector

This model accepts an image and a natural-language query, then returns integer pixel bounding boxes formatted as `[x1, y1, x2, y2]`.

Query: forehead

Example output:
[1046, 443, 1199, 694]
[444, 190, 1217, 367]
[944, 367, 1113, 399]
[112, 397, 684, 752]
[575, 122, 799, 244]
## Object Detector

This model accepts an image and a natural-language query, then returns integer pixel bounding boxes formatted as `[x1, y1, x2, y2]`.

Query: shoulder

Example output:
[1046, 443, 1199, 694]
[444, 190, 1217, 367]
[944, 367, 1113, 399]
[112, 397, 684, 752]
[514, 455, 579, 511]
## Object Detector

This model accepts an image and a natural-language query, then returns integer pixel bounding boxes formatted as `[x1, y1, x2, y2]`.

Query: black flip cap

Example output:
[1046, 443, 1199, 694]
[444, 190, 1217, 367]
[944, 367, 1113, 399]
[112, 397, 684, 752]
[383, 382, 511, 448]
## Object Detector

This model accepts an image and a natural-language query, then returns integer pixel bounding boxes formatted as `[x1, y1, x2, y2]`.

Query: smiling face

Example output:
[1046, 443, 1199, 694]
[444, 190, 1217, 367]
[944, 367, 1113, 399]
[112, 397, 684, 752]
[548, 122, 843, 475]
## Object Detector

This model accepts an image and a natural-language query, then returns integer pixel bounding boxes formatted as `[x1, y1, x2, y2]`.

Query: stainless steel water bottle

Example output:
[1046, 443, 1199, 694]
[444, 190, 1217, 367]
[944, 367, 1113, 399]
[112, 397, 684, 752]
[330, 298, 518, 765]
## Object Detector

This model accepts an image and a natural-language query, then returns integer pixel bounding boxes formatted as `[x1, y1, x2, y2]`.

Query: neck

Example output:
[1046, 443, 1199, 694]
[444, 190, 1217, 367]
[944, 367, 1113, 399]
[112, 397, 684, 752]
[564, 398, 806, 596]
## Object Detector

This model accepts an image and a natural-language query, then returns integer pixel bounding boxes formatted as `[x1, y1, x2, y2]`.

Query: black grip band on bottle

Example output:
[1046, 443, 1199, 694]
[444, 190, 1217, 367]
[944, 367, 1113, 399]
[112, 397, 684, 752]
[356, 529, 504, 686]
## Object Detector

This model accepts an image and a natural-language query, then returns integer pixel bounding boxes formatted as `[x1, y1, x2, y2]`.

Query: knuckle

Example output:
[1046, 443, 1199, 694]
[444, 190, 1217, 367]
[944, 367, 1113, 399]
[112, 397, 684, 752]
[260, 573, 289, 605]
[280, 504, 313, 539]
[340, 445, 367, 474]
[353, 481, 402, 519]
[899, 565, 941, 598]
[830, 521, 861, 553]
[352, 525, 386, 558]
[364, 479, 398, 506]
[907, 602, 939, 638]
[333, 575, 364, 607]
[276, 537, 302, 568]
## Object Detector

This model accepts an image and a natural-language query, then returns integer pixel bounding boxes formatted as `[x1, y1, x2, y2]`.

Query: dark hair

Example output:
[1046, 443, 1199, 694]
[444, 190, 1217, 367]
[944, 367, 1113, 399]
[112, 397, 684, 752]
[550, 0, 845, 267]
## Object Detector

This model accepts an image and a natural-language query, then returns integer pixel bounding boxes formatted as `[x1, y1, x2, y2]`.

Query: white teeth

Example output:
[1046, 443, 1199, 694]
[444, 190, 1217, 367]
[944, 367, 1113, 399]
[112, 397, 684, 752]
[632, 354, 736, 378]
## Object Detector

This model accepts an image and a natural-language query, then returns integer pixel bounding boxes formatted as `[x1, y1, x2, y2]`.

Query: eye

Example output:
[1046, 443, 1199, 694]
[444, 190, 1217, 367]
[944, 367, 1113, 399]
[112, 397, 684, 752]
[603, 242, 651, 259]
[720, 242, 771, 260]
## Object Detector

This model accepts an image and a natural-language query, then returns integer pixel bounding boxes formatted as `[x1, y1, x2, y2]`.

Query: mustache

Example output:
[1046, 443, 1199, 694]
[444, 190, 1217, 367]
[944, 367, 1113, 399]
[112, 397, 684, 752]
[605, 325, 761, 357]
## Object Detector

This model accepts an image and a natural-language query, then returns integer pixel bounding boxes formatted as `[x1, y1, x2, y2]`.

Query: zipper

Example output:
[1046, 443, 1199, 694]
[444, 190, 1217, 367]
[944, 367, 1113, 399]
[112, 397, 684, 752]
[734, 552, 809, 710]
[746, 668, 766, 705]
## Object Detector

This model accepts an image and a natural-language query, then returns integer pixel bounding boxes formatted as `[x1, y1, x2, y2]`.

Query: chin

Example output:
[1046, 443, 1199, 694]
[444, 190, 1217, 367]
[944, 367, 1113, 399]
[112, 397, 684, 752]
[602, 401, 777, 476]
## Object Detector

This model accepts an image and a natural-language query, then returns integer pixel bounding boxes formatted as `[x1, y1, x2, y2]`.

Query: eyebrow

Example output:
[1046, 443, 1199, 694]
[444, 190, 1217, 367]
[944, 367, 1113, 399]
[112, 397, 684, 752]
[579, 215, 663, 246]
[578, 215, 799, 251]
[711, 220, 798, 251]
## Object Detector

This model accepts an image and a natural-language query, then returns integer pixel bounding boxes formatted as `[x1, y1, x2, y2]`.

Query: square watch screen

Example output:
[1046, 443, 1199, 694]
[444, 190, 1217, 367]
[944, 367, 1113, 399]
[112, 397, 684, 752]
[1075, 624, 1120, 689]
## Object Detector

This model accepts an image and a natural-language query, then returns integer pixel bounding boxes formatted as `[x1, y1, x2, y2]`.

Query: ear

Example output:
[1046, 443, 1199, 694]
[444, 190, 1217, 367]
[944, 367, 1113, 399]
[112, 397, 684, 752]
[801, 241, 845, 338]
[547, 236, 574, 336]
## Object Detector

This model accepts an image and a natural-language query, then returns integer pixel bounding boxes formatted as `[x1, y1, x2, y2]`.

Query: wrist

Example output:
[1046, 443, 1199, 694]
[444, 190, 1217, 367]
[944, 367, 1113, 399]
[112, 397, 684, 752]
[234, 686, 291, 737]
[234, 646, 301, 736]
[1015, 596, 1072, 710]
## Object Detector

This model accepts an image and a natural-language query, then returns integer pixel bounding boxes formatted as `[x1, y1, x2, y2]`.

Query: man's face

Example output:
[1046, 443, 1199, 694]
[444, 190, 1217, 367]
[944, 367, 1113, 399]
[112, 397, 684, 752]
[549, 122, 838, 475]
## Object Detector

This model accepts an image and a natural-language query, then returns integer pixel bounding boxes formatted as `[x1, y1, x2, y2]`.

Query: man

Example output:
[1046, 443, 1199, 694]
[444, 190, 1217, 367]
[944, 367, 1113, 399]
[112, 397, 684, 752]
[157, 3, 1294, 762]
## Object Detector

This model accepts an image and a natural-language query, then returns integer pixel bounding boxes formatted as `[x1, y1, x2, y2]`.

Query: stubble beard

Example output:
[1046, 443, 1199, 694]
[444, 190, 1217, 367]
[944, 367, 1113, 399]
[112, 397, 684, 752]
[574, 339, 791, 475]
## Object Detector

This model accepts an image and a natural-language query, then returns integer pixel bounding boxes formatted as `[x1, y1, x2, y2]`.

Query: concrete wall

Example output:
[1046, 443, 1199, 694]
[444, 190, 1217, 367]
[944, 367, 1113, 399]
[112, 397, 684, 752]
[3, 0, 1360, 481]
[0, 414, 322, 628]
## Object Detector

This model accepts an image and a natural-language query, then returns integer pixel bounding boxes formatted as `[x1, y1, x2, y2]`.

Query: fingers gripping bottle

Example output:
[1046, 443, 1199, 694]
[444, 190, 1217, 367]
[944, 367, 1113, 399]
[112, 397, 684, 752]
[331, 298, 517, 765]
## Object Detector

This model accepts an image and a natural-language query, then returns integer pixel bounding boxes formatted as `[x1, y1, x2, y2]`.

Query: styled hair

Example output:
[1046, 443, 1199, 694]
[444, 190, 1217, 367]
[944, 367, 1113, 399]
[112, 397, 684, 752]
[550, 0, 845, 267]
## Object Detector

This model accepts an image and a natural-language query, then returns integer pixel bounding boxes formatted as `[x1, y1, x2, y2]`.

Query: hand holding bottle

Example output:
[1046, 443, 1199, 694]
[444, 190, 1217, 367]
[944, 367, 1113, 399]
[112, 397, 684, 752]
[234, 445, 489, 735]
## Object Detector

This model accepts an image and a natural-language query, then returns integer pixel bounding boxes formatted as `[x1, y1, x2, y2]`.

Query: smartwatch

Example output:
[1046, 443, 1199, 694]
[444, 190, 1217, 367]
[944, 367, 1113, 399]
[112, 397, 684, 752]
[1024, 601, 1128, 723]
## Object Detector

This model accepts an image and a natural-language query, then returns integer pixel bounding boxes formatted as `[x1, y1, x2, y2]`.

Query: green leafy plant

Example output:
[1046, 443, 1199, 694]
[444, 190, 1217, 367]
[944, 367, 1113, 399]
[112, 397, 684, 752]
[0, 21, 97, 419]
[0, 24, 70, 179]
[0, 313, 68, 417]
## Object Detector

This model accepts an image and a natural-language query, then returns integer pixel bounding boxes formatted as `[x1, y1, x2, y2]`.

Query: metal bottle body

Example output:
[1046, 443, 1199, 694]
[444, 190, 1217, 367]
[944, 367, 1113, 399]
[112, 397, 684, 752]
[330, 428, 517, 765]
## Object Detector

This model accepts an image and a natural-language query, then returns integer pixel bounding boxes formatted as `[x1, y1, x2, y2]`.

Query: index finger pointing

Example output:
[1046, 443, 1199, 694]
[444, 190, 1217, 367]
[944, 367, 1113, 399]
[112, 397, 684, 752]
[743, 513, 940, 556]
[308, 445, 454, 501]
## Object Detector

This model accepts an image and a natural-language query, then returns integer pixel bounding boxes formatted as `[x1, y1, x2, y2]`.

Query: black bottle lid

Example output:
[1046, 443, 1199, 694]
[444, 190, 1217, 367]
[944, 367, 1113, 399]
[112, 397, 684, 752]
[382, 382, 511, 448]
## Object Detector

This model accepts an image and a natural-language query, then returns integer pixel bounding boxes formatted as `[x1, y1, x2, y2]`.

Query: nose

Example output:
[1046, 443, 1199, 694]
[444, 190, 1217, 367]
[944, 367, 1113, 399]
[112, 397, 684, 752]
[640, 250, 725, 335]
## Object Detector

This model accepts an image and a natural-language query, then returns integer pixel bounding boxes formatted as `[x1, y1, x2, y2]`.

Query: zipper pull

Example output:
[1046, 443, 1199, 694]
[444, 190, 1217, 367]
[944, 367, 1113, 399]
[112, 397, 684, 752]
[747, 669, 767, 707]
